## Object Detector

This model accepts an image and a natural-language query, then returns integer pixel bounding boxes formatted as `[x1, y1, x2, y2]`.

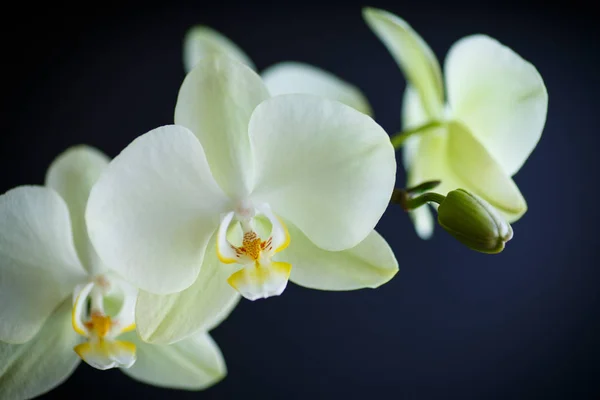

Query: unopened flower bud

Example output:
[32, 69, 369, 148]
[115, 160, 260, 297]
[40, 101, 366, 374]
[437, 189, 513, 254]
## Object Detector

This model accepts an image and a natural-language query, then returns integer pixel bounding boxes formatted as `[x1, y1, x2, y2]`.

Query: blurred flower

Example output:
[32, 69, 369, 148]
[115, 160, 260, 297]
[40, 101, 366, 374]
[86, 57, 398, 345]
[183, 25, 373, 115]
[0, 146, 227, 400]
[363, 8, 548, 239]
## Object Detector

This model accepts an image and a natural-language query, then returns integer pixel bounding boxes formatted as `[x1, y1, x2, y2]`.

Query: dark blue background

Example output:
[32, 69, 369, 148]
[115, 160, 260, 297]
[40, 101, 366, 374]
[2, 0, 599, 398]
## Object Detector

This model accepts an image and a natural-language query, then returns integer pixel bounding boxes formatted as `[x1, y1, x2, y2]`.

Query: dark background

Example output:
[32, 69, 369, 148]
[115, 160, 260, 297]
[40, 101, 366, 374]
[2, 0, 599, 398]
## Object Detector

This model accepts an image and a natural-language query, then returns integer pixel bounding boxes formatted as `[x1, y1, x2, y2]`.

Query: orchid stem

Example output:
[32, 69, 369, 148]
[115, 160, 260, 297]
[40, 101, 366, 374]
[404, 180, 441, 195]
[391, 188, 446, 211]
[390, 121, 444, 149]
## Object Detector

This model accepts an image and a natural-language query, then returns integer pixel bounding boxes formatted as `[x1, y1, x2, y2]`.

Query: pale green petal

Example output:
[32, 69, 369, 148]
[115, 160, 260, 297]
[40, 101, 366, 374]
[406, 128, 459, 240]
[445, 35, 548, 176]
[407, 125, 457, 192]
[120, 331, 226, 390]
[409, 205, 435, 240]
[0, 300, 81, 400]
[261, 62, 373, 115]
[86, 125, 229, 295]
[45, 145, 109, 274]
[183, 25, 255, 73]
[446, 122, 526, 221]
[281, 222, 398, 291]
[363, 8, 444, 118]
[401, 85, 429, 170]
[136, 233, 240, 344]
[249, 94, 396, 252]
[402, 84, 430, 129]
[0, 187, 86, 343]
[174, 57, 270, 199]
[402, 86, 437, 240]
[410, 123, 526, 222]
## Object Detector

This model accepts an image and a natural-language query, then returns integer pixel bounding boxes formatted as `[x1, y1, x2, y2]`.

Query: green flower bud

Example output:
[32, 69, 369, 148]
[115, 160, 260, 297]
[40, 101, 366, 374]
[437, 189, 513, 254]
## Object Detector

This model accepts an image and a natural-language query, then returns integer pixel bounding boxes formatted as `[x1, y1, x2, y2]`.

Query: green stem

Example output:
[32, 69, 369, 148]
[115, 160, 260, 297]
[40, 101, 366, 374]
[391, 188, 446, 211]
[390, 121, 444, 149]
[405, 180, 441, 195]
[405, 192, 446, 209]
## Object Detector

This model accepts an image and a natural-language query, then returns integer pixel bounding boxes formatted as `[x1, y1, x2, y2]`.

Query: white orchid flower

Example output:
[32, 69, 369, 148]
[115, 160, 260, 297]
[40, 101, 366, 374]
[183, 25, 372, 115]
[363, 8, 548, 239]
[86, 56, 398, 345]
[0, 146, 228, 400]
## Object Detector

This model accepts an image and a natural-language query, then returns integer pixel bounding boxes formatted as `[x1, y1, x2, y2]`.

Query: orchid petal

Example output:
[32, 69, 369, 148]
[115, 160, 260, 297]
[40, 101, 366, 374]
[282, 221, 398, 291]
[228, 261, 291, 301]
[0, 187, 86, 343]
[445, 35, 548, 176]
[86, 125, 229, 295]
[0, 300, 80, 400]
[409, 205, 436, 240]
[249, 94, 395, 251]
[401, 85, 430, 170]
[410, 122, 526, 222]
[261, 62, 372, 115]
[74, 339, 136, 370]
[446, 122, 527, 221]
[120, 331, 226, 390]
[183, 26, 255, 73]
[174, 57, 270, 199]
[45, 145, 109, 274]
[136, 233, 240, 344]
[363, 8, 444, 118]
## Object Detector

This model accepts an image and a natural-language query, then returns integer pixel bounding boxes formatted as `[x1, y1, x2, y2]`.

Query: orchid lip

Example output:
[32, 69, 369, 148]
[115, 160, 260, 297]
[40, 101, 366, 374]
[71, 275, 137, 370]
[216, 203, 291, 300]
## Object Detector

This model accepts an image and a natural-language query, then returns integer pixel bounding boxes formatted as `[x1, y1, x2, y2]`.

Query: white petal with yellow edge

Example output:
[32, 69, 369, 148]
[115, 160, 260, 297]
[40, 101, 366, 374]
[248, 94, 396, 252]
[183, 25, 255, 73]
[255, 203, 290, 252]
[120, 331, 226, 390]
[261, 62, 373, 115]
[0, 186, 87, 343]
[86, 125, 229, 295]
[0, 300, 81, 400]
[74, 339, 136, 370]
[362, 8, 445, 118]
[445, 35, 548, 176]
[174, 56, 270, 199]
[45, 145, 109, 274]
[71, 282, 95, 336]
[228, 261, 292, 301]
[136, 233, 240, 344]
[282, 221, 398, 291]
[216, 211, 248, 264]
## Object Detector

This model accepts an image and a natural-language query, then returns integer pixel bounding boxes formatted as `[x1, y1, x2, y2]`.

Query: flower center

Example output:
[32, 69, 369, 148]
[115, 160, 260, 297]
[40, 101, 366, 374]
[86, 313, 112, 338]
[239, 231, 266, 260]
[71, 275, 137, 370]
[216, 203, 292, 301]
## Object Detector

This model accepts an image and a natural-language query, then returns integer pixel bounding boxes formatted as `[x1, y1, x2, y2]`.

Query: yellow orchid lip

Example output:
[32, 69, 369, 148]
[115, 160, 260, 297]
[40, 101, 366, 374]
[70, 276, 138, 370]
[227, 261, 292, 301]
[74, 339, 137, 371]
[216, 203, 292, 300]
